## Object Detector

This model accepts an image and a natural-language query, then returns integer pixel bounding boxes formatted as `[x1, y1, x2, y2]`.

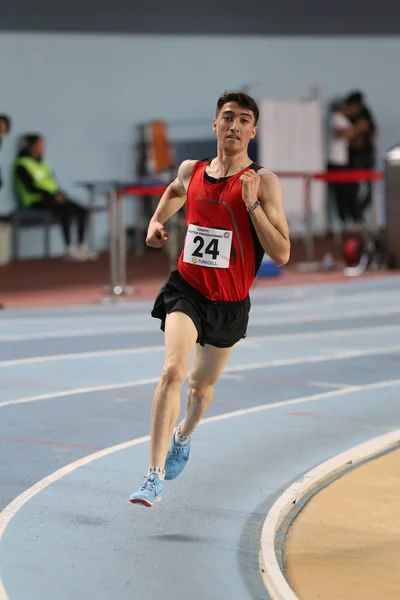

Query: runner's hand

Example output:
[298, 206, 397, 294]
[240, 171, 261, 209]
[146, 221, 169, 248]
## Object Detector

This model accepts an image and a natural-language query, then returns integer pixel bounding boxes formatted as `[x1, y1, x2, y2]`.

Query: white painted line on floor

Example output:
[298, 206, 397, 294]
[0, 313, 151, 326]
[220, 374, 246, 381]
[200, 378, 400, 425]
[306, 380, 349, 390]
[0, 289, 396, 325]
[0, 301, 155, 321]
[0, 324, 154, 342]
[220, 374, 350, 390]
[0, 377, 160, 409]
[224, 346, 400, 374]
[250, 290, 400, 311]
[244, 323, 400, 346]
[250, 305, 400, 326]
[259, 428, 400, 600]
[0, 345, 164, 368]
[316, 346, 356, 354]
[1, 305, 400, 342]
[0, 345, 399, 410]
[1, 380, 400, 600]
[1, 325, 400, 367]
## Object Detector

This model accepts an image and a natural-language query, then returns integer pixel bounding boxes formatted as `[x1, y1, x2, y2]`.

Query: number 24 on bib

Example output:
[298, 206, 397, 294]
[183, 224, 232, 269]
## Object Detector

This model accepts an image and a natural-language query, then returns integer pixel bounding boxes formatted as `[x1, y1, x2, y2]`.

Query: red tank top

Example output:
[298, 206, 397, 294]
[177, 159, 265, 302]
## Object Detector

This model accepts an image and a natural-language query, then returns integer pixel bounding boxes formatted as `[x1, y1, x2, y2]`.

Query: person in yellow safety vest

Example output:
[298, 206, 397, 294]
[14, 133, 97, 261]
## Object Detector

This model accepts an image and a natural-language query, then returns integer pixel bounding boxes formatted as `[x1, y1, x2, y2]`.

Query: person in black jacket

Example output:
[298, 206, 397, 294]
[347, 91, 378, 215]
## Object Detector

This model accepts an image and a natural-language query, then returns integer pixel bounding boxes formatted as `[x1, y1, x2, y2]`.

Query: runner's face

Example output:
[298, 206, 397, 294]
[213, 102, 257, 153]
[32, 138, 45, 160]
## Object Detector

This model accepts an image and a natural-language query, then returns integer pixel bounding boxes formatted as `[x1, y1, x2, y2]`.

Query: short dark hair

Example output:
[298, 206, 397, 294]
[0, 114, 11, 132]
[17, 133, 43, 157]
[345, 91, 364, 105]
[216, 90, 260, 125]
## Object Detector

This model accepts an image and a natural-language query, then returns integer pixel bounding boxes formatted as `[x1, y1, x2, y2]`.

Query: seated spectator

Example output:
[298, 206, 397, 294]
[0, 114, 11, 190]
[14, 133, 97, 261]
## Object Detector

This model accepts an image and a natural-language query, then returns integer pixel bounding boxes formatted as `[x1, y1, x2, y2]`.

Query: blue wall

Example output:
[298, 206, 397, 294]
[0, 33, 398, 257]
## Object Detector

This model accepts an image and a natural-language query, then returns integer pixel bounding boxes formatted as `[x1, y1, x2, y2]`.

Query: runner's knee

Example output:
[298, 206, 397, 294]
[161, 361, 187, 388]
[188, 381, 213, 403]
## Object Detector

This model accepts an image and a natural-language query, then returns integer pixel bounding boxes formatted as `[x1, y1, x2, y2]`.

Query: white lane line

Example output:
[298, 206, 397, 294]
[0, 345, 164, 368]
[0, 314, 151, 326]
[1, 379, 400, 600]
[0, 345, 399, 410]
[250, 305, 400, 326]
[220, 374, 350, 389]
[0, 377, 160, 409]
[220, 374, 246, 382]
[223, 346, 400, 374]
[0, 290, 395, 325]
[1, 305, 400, 342]
[0, 301, 155, 321]
[306, 380, 349, 389]
[259, 428, 400, 600]
[245, 324, 400, 345]
[0, 324, 154, 342]
[250, 291, 400, 311]
[1, 325, 400, 368]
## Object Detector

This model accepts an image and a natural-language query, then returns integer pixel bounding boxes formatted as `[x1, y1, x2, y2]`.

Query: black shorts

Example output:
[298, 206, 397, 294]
[151, 270, 251, 348]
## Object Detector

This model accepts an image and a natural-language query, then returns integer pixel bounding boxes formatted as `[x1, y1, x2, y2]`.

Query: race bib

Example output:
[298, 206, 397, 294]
[183, 224, 232, 269]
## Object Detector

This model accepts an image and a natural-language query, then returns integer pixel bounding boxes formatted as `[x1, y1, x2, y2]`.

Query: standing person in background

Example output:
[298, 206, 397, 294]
[327, 93, 370, 227]
[348, 91, 378, 215]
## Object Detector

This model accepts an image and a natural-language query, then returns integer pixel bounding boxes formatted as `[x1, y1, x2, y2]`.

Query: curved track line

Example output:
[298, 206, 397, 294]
[259, 429, 400, 600]
[1, 380, 400, 600]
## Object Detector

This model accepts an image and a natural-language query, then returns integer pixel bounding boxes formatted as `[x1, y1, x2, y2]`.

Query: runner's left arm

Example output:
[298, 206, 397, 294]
[240, 169, 290, 266]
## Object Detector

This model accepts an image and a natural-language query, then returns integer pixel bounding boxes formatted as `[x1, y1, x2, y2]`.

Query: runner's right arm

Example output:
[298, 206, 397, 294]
[146, 160, 195, 248]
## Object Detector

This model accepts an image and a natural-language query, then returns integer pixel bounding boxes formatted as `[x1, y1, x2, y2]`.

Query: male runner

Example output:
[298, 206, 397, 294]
[130, 90, 290, 507]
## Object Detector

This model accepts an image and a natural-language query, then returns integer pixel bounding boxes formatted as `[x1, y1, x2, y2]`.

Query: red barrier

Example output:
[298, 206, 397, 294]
[117, 170, 384, 197]
[115, 170, 384, 197]
[313, 170, 384, 183]
[116, 184, 167, 198]
[116, 169, 384, 265]
[274, 170, 384, 183]
[274, 169, 384, 264]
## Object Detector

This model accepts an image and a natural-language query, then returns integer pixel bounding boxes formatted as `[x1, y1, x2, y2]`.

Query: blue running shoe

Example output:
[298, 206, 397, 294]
[129, 473, 163, 507]
[164, 431, 192, 481]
